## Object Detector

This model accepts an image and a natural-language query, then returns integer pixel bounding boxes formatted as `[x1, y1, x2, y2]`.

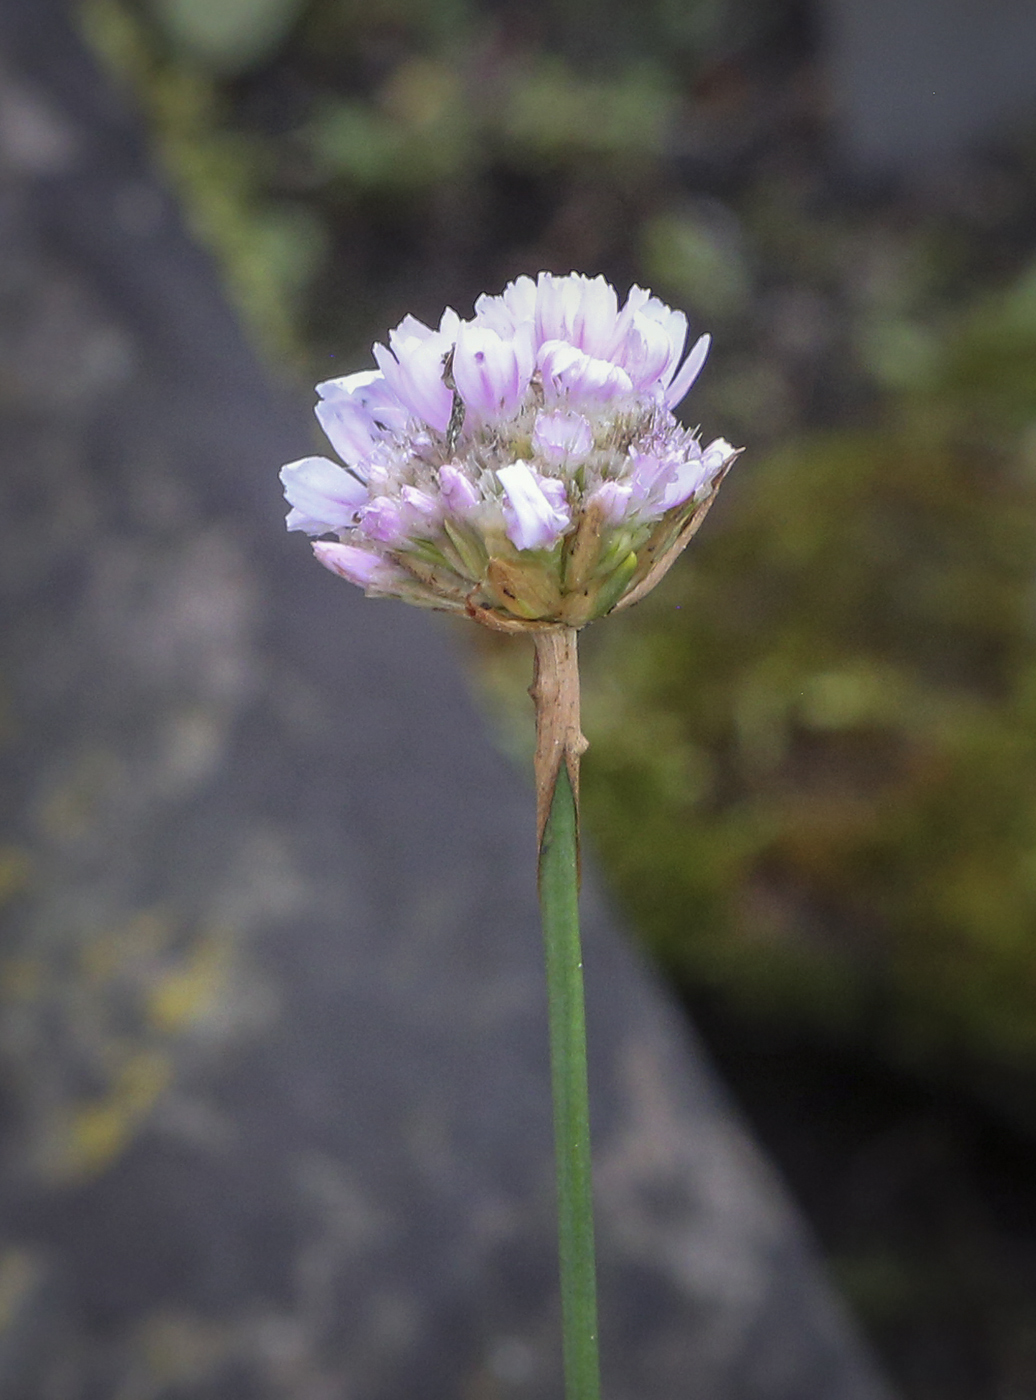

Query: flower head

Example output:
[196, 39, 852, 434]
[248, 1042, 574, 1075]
[280, 272, 739, 631]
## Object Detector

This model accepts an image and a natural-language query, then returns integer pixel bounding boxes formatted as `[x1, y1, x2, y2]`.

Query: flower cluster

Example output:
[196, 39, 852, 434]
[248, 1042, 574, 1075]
[281, 273, 738, 631]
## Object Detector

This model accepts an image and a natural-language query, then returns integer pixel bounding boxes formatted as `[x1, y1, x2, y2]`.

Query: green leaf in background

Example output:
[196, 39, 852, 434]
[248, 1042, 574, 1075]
[146, 0, 308, 74]
[500, 58, 674, 166]
[641, 206, 752, 320]
[307, 59, 473, 190]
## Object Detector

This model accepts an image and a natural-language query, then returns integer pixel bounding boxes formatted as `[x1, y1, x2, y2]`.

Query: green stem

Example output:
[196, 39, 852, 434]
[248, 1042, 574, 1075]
[539, 762, 602, 1400]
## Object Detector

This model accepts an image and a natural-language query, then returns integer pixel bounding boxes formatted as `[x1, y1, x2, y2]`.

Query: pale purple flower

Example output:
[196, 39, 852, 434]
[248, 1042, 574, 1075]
[280, 456, 368, 534]
[613, 313, 673, 392]
[627, 295, 688, 384]
[438, 464, 481, 516]
[538, 341, 634, 406]
[498, 462, 572, 551]
[314, 369, 408, 467]
[664, 333, 711, 409]
[279, 272, 738, 626]
[533, 410, 594, 465]
[312, 541, 407, 589]
[537, 473, 570, 515]
[626, 440, 714, 516]
[357, 496, 409, 546]
[471, 273, 709, 408]
[700, 436, 737, 475]
[659, 456, 711, 512]
[452, 321, 532, 426]
[359, 486, 439, 546]
[314, 398, 379, 469]
[373, 309, 459, 432]
[587, 480, 634, 525]
[534, 273, 619, 358]
[480, 274, 538, 332]
[626, 449, 673, 508]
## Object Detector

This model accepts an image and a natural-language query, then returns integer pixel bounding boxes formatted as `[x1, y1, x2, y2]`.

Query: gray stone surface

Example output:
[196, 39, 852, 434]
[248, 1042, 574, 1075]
[0, 4, 894, 1397]
[824, 0, 1036, 173]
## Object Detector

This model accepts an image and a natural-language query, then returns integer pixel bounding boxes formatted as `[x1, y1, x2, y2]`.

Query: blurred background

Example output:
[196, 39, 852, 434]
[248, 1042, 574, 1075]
[74, 0, 1036, 1394]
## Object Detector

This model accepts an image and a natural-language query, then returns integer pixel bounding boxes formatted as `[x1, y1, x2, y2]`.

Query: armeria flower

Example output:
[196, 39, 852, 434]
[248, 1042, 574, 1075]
[280, 272, 740, 632]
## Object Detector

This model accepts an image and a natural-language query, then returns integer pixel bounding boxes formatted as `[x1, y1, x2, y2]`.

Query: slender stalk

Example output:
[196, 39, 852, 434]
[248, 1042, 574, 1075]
[532, 629, 601, 1400]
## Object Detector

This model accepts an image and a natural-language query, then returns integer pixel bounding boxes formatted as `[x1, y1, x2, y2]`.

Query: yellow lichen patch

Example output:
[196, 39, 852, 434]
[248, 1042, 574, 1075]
[147, 932, 230, 1033]
[61, 1053, 173, 1177]
[35, 911, 239, 1181]
[58, 1050, 173, 1180]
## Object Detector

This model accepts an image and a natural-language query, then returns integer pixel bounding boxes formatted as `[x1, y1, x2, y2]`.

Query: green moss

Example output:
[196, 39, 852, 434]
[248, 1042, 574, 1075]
[580, 267, 1036, 1102]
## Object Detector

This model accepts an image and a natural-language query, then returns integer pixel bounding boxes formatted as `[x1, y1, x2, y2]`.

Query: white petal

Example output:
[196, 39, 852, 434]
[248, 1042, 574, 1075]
[701, 436, 737, 473]
[374, 338, 453, 433]
[498, 461, 570, 551]
[664, 333, 711, 409]
[316, 370, 408, 435]
[438, 465, 481, 516]
[312, 541, 402, 589]
[501, 275, 538, 323]
[571, 275, 619, 357]
[588, 480, 634, 524]
[389, 314, 437, 351]
[618, 313, 673, 391]
[452, 322, 526, 424]
[280, 456, 368, 533]
[532, 409, 594, 465]
[316, 369, 382, 396]
[660, 456, 710, 510]
[314, 397, 378, 467]
[538, 340, 633, 405]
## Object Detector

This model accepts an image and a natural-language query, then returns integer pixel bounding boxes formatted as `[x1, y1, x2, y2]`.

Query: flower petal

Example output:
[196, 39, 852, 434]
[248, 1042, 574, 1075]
[532, 410, 594, 465]
[664, 333, 711, 409]
[701, 436, 737, 475]
[358, 496, 410, 546]
[538, 340, 633, 406]
[452, 322, 529, 425]
[587, 479, 634, 524]
[438, 464, 481, 516]
[312, 541, 404, 590]
[615, 312, 674, 392]
[373, 336, 453, 433]
[280, 456, 368, 533]
[314, 396, 380, 468]
[569, 274, 619, 357]
[316, 370, 409, 435]
[497, 461, 571, 551]
[659, 455, 710, 510]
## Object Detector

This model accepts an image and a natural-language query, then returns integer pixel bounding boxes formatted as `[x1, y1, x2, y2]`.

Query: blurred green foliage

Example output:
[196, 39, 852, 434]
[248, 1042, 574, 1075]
[145, 0, 309, 74]
[82, 0, 755, 359]
[581, 259, 1036, 1115]
[81, 0, 1036, 1120]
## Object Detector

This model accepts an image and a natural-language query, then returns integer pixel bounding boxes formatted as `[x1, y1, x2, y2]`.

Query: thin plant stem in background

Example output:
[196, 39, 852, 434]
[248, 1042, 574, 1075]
[278, 272, 739, 1399]
[533, 627, 600, 1400]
